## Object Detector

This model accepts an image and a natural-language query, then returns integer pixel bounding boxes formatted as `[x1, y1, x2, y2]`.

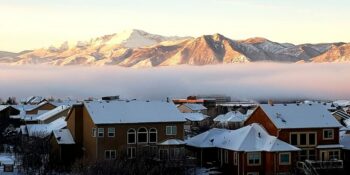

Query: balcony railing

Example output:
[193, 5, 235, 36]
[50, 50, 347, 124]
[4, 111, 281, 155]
[305, 160, 343, 169]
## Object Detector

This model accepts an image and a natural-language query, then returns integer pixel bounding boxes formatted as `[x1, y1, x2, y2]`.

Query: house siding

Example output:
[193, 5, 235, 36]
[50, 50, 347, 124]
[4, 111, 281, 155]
[244, 107, 279, 136]
[26, 103, 56, 115]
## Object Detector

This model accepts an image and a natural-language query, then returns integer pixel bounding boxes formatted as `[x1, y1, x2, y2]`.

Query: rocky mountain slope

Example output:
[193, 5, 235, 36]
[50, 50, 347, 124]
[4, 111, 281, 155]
[1, 29, 349, 67]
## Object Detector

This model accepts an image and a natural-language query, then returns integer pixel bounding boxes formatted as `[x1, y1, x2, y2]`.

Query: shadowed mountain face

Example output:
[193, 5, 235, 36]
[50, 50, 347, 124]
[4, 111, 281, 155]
[1, 29, 349, 67]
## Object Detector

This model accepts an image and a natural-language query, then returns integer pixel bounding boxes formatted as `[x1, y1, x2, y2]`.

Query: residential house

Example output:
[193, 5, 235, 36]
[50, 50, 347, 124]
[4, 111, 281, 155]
[65, 100, 186, 162]
[0, 105, 20, 141]
[340, 118, 350, 171]
[22, 102, 57, 124]
[245, 103, 344, 173]
[25, 117, 67, 138]
[173, 96, 217, 117]
[332, 110, 350, 126]
[36, 105, 71, 124]
[183, 113, 210, 137]
[213, 110, 253, 129]
[20, 96, 47, 105]
[50, 129, 76, 164]
[186, 123, 300, 175]
[178, 103, 207, 114]
[25, 101, 57, 115]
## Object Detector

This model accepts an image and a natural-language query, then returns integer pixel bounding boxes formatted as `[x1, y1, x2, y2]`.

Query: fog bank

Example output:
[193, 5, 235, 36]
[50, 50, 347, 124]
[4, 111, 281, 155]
[0, 63, 349, 101]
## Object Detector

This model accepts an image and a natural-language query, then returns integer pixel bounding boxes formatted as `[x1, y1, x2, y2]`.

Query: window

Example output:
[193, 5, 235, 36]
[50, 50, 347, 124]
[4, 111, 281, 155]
[299, 149, 316, 161]
[149, 128, 157, 143]
[166, 126, 177, 135]
[224, 150, 229, 164]
[169, 148, 181, 160]
[127, 147, 136, 159]
[92, 128, 96, 137]
[300, 133, 307, 145]
[105, 150, 116, 160]
[247, 152, 261, 166]
[159, 149, 169, 160]
[323, 129, 334, 140]
[127, 129, 136, 144]
[291, 134, 298, 145]
[309, 133, 316, 145]
[329, 150, 340, 160]
[108, 128, 115, 137]
[138, 128, 148, 143]
[98, 128, 104, 137]
[279, 153, 291, 165]
[290, 132, 317, 146]
[233, 152, 238, 165]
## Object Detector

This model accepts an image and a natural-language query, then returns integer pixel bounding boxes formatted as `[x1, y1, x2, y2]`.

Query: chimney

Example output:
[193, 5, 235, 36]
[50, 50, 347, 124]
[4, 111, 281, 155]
[268, 99, 274, 106]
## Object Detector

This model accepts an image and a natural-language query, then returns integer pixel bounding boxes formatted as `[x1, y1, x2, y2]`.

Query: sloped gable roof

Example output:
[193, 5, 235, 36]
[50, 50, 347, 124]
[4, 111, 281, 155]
[182, 103, 207, 111]
[85, 100, 186, 124]
[259, 104, 342, 129]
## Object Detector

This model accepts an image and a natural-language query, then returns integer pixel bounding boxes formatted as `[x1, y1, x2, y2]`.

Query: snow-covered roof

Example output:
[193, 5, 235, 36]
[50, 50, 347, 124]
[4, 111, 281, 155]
[183, 113, 209, 122]
[334, 100, 350, 107]
[36, 105, 70, 122]
[316, 144, 344, 149]
[158, 139, 186, 145]
[52, 129, 75, 144]
[52, 100, 81, 107]
[332, 110, 350, 120]
[26, 117, 66, 137]
[259, 104, 342, 129]
[23, 110, 49, 121]
[186, 123, 300, 152]
[11, 104, 37, 119]
[26, 101, 50, 111]
[0, 154, 15, 165]
[84, 100, 186, 124]
[181, 103, 207, 111]
[303, 101, 338, 110]
[0, 105, 9, 111]
[214, 111, 249, 123]
[340, 131, 350, 150]
[20, 96, 44, 104]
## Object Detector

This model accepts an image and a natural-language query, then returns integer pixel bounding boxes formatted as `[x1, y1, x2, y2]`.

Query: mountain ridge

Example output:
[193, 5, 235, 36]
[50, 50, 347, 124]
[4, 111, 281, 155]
[1, 29, 349, 67]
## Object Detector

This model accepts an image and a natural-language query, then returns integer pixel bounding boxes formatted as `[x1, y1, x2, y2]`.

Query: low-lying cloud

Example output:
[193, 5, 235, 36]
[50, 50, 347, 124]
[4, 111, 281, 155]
[0, 63, 349, 101]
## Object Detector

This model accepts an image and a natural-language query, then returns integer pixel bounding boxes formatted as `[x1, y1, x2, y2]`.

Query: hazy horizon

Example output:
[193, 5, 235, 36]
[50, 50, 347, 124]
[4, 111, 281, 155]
[1, 0, 350, 52]
[0, 63, 349, 101]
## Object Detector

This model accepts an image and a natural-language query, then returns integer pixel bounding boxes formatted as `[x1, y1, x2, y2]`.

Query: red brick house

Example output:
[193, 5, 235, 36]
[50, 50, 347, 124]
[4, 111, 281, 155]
[245, 103, 344, 173]
[186, 123, 300, 175]
[65, 100, 186, 162]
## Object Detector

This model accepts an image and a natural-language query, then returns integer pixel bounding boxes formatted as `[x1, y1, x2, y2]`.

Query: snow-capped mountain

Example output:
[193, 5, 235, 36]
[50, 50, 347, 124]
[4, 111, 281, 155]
[1, 29, 349, 67]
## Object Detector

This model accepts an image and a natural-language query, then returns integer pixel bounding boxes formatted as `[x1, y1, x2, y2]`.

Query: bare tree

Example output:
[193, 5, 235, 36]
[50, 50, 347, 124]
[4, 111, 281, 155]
[19, 132, 50, 175]
[71, 147, 191, 175]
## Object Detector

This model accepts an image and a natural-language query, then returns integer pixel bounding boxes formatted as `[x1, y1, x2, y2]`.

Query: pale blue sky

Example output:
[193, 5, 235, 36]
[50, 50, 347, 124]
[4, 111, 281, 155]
[1, 0, 350, 52]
